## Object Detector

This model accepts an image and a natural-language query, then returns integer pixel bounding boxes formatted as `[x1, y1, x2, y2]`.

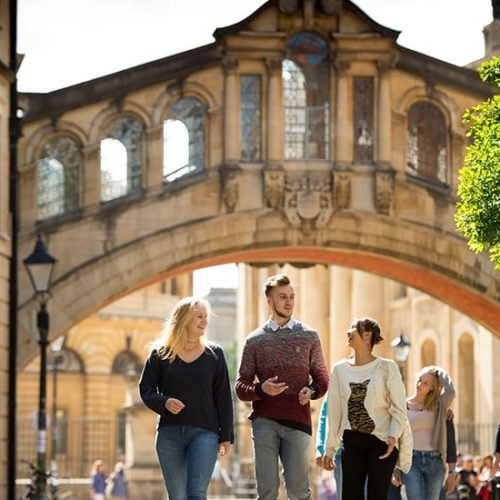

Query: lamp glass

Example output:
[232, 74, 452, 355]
[25, 262, 54, 294]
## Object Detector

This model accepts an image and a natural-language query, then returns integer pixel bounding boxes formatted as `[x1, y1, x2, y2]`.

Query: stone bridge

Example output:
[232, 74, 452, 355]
[17, 0, 499, 368]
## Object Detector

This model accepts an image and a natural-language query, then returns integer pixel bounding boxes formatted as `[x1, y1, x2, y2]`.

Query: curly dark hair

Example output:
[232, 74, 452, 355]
[353, 317, 384, 349]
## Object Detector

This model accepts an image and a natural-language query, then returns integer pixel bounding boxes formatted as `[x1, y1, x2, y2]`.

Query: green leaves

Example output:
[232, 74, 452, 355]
[455, 57, 500, 269]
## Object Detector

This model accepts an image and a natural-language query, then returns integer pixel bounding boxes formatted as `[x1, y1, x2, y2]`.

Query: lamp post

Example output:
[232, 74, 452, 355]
[390, 332, 411, 387]
[49, 335, 66, 495]
[23, 234, 56, 499]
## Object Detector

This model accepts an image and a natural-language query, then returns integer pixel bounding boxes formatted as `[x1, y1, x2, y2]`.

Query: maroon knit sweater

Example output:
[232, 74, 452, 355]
[235, 321, 329, 434]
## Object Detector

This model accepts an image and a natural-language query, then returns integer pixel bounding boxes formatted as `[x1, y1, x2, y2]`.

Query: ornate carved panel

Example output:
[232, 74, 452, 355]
[219, 163, 241, 213]
[263, 167, 285, 209]
[375, 171, 394, 215]
[333, 171, 351, 210]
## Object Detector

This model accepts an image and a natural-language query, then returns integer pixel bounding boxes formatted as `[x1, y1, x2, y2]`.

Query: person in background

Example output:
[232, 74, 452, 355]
[236, 273, 329, 500]
[139, 296, 234, 500]
[392, 366, 456, 500]
[323, 317, 412, 500]
[90, 459, 106, 500]
[316, 397, 343, 499]
[107, 461, 127, 499]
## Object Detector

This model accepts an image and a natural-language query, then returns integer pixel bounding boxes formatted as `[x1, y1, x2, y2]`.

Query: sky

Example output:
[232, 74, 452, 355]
[17, 0, 495, 296]
[18, 0, 494, 93]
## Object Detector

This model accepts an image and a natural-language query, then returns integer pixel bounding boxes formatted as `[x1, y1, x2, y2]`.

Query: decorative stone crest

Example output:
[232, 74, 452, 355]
[375, 171, 395, 215]
[284, 172, 333, 229]
[219, 163, 241, 213]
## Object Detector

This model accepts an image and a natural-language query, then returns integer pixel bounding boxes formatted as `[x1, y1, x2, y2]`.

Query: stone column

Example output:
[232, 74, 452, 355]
[265, 58, 283, 165]
[334, 61, 352, 167]
[329, 266, 352, 363]
[222, 57, 240, 164]
[352, 270, 390, 357]
[122, 376, 164, 499]
[377, 61, 392, 166]
[81, 143, 101, 209]
[144, 125, 164, 193]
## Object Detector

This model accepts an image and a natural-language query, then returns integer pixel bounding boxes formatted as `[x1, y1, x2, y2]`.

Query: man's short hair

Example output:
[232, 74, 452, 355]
[264, 274, 291, 296]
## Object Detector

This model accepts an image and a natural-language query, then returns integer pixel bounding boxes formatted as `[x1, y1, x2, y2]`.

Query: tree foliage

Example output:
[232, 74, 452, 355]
[455, 56, 500, 269]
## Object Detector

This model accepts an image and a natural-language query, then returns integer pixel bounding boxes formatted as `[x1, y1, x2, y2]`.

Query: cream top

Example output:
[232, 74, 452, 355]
[325, 357, 408, 457]
[408, 409, 435, 451]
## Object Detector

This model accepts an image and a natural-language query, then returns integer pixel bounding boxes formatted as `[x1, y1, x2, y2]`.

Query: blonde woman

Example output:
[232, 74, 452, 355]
[401, 366, 456, 500]
[139, 297, 234, 500]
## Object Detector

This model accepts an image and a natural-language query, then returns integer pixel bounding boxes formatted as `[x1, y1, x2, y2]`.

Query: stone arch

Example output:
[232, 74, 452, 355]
[395, 85, 460, 130]
[17, 211, 500, 368]
[23, 121, 86, 166]
[152, 80, 218, 126]
[88, 101, 150, 144]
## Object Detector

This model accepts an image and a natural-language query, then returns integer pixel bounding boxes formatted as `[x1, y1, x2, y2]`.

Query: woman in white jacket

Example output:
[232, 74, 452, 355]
[323, 317, 412, 500]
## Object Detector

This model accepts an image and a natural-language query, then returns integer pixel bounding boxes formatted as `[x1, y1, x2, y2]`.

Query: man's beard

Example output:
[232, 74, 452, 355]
[274, 308, 291, 319]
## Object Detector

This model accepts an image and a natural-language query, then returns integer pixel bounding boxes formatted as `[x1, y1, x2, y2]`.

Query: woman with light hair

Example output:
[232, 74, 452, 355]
[398, 365, 456, 499]
[139, 296, 234, 499]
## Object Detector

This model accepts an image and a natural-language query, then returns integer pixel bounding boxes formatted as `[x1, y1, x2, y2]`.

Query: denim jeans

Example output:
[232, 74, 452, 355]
[403, 450, 445, 500]
[251, 417, 312, 500]
[155, 425, 219, 500]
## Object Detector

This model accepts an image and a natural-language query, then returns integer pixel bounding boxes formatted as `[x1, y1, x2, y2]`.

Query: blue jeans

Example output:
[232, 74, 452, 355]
[403, 450, 445, 500]
[155, 425, 218, 500]
[333, 449, 342, 500]
[251, 417, 312, 500]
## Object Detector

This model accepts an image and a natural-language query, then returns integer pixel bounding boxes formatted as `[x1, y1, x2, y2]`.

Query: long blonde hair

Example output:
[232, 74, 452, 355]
[152, 296, 210, 363]
[417, 365, 442, 411]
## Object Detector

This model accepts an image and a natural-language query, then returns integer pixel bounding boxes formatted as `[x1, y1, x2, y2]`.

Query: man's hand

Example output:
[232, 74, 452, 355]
[379, 436, 396, 459]
[298, 386, 313, 405]
[262, 376, 289, 396]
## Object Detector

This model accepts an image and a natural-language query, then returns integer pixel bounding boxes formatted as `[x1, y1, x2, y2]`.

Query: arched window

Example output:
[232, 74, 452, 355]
[407, 101, 448, 183]
[163, 97, 205, 182]
[100, 115, 143, 202]
[47, 348, 84, 373]
[420, 339, 436, 367]
[38, 136, 80, 219]
[112, 351, 141, 377]
[283, 32, 329, 160]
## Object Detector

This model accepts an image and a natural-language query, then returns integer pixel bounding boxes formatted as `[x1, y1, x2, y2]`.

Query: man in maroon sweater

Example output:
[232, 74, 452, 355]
[236, 273, 329, 500]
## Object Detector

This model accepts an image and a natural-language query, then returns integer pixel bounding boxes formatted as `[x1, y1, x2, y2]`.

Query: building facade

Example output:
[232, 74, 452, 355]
[11, 0, 500, 498]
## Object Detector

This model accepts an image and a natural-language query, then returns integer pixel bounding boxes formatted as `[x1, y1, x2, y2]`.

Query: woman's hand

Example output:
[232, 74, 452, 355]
[322, 455, 336, 471]
[444, 472, 458, 494]
[379, 436, 396, 459]
[165, 398, 185, 414]
[218, 442, 231, 456]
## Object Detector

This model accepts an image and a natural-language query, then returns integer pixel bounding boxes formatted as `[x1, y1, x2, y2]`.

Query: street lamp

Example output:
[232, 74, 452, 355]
[390, 332, 411, 386]
[24, 234, 56, 499]
[49, 335, 66, 495]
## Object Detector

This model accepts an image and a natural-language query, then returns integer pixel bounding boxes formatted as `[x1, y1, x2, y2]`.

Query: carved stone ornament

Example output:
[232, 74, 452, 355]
[333, 172, 351, 210]
[320, 0, 342, 15]
[375, 171, 394, 215]
[279, 0, 299, 14]
[263, 168, 285, 209]
[219, 164, 241, 213]
[284, 172, 333, 229]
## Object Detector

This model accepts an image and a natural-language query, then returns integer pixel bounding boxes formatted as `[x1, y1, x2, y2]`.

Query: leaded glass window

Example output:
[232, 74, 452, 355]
[240, 75, 262, 161]
[353, 76, 374, 163]
[407, 101, 448, 183]
[100, 115, 143, 202]
[163, 97, 205, 182]
[283, 32, 329, 160]
[38, 136, 80, 219]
